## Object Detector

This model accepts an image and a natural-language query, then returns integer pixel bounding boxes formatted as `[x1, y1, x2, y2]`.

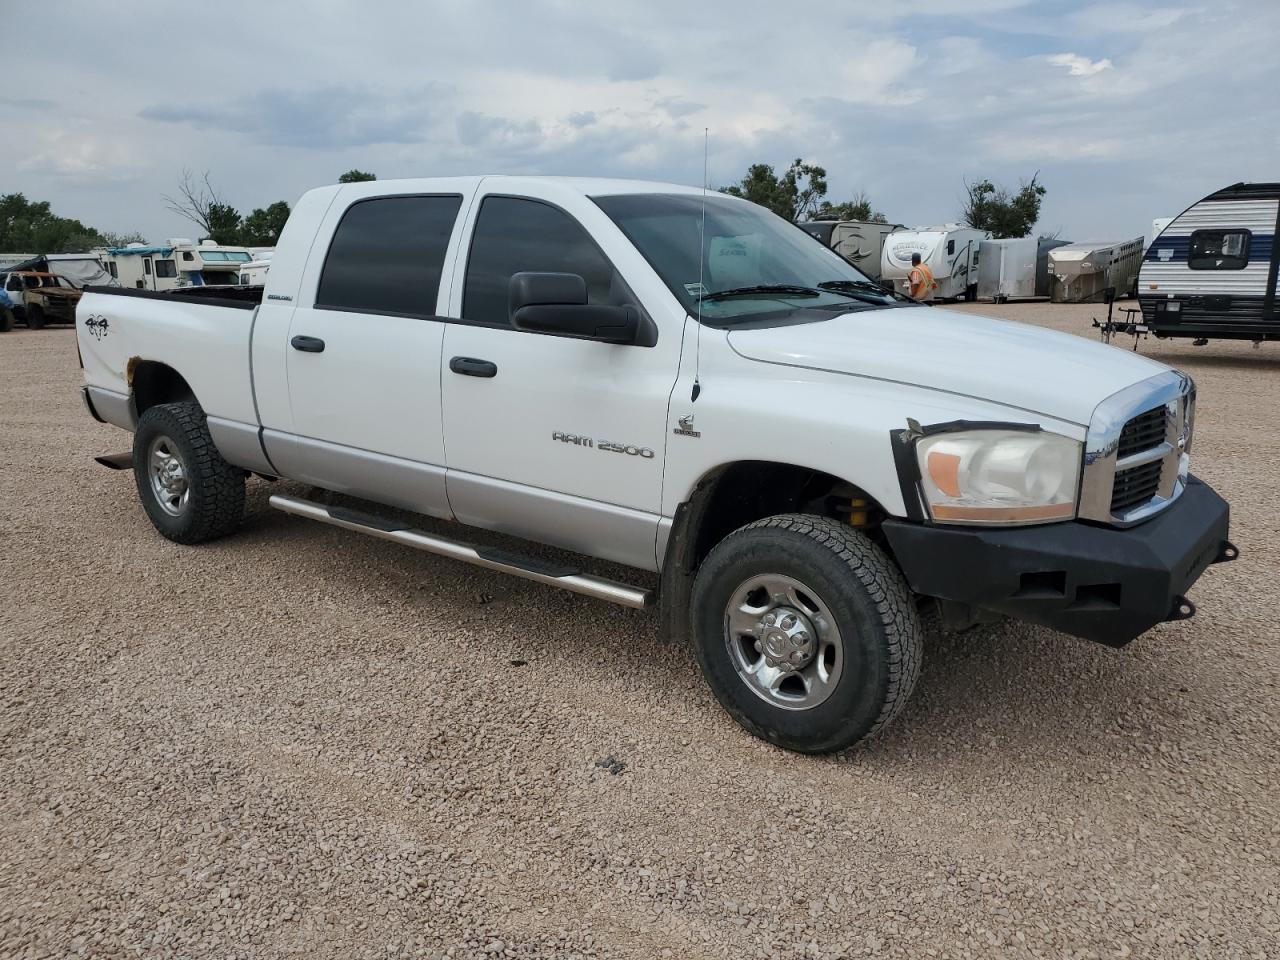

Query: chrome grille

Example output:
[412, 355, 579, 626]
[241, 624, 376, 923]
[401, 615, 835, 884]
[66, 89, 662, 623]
[1079, 371, 1194, 526]
[1116, 406, 1169, 460]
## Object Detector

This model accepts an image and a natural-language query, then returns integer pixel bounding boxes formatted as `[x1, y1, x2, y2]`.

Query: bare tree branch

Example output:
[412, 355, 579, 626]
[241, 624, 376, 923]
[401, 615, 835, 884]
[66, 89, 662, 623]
[162, 169, 225, 235]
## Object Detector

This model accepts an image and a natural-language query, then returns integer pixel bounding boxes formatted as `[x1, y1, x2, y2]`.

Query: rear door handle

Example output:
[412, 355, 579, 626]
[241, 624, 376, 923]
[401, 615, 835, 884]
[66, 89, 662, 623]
[290, 335, 325, 353]
[449, 356, 497, 378]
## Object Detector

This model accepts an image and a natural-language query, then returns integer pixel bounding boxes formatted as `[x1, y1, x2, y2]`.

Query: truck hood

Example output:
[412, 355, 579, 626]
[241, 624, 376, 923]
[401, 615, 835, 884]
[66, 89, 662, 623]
[726, 306, 1167, 426]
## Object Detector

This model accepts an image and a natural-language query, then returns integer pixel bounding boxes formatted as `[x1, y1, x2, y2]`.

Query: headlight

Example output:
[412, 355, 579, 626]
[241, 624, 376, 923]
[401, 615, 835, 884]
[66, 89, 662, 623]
[915, 429, 1081, 525]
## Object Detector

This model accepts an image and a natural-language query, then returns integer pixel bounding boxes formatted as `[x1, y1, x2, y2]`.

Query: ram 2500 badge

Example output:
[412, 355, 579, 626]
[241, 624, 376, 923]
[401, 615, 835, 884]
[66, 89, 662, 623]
[75, 177, 1236, 753]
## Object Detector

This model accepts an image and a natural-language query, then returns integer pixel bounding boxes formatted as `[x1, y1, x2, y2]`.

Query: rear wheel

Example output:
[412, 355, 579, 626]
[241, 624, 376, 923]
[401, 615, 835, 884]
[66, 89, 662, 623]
[0, 309, 12, 333]
[690, 514, 923, 753]
[25, 305, 45, 329]
[132, 401, 245, 544]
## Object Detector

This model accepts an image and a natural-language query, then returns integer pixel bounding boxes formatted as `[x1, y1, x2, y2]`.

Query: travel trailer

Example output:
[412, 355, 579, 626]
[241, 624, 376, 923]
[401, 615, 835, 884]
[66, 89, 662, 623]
[976, 237, 1068, 302]
[881, 225, 989, 300]
[1048, 238, 1144, 303]
[103, 239, 254, 291]
[799, 219, 903, 282]
[1137, 182, 1280, 342]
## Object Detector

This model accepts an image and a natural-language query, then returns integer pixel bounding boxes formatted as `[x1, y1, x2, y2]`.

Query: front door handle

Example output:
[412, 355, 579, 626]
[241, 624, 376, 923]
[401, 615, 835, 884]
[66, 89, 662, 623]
[291, 335, 326, 353]
[449, 356, 497, 378]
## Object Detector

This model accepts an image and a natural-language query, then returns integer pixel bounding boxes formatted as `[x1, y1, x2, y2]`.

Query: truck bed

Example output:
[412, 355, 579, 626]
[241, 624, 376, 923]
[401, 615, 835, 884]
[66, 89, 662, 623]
[82, 284, 264, 309]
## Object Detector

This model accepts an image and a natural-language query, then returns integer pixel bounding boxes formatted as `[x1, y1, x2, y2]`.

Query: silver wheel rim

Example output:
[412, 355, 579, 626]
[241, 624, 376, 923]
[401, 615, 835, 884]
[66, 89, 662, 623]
[147, 434, 189, 517]
[724, 573, 844, 711]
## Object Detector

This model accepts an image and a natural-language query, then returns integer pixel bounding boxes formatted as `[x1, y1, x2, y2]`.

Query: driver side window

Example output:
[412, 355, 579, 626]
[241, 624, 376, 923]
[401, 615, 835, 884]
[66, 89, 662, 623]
[462, 196, 627, 327]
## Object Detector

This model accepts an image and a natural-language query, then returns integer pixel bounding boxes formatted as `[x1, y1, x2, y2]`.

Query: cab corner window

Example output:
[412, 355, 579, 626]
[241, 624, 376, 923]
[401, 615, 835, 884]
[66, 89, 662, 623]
[316, 194, 463, 317]
[462, 196, 626, 327]
[1188, 229, 1250, 270]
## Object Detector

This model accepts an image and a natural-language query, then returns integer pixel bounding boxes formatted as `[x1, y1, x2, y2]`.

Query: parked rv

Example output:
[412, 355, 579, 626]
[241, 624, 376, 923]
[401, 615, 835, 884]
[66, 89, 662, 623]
[1137, 182, 1280, 343]
[977, 237, 1068, 302]
[103, 240, 254, 291]
[799, 219, 903, 282]
[1149, 217, 1175, 249]
[881, 225, 989, 301]
[238, 258, 272, 286]
[1048, 239, 1144, 303]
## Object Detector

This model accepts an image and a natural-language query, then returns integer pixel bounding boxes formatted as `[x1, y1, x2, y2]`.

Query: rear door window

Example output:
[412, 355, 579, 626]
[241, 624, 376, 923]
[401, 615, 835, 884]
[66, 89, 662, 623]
[316, 194, 463, 317]
[462, 196, 626, 327]
[1188, 229, 1250, 270]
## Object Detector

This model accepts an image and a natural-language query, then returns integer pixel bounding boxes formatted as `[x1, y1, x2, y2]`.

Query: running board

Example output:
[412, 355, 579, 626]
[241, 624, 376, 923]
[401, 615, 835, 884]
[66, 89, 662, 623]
[269, 494, 652, 610]
[94, 452, 133, 470]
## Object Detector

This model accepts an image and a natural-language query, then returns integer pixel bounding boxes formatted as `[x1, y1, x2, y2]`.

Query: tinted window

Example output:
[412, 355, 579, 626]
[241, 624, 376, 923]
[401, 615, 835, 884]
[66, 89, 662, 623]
[143, 259, 152, 275]
[1189, 229, 1250, 270]
[107, 262, 118, 279]
[463, 196, 625, 326]
[155, 259, 177, 278]
[317, 194, 462, 317]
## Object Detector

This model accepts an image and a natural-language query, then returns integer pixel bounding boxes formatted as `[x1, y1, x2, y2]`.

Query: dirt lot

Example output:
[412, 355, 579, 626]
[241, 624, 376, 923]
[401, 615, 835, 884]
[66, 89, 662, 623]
[1, 304, 1277, 959]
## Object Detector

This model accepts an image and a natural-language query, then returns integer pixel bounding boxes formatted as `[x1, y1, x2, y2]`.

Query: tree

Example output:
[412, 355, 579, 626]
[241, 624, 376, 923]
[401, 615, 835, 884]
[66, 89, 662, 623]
[162, 169, 232, 239]
[100, 231, 148, 248]
[205, 203, 244, 246]
[338, 169, 377, 183]
[961, 173, 1046, 239]
[721, 160, 888, 224]
[814, 191, 888, 223]
[240, 201, 291, 246]
[0, 193, 111, 253]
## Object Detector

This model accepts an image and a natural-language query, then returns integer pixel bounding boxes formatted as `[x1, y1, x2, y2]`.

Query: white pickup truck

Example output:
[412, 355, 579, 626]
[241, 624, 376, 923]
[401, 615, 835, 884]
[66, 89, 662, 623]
[76, 176, 1236, 753]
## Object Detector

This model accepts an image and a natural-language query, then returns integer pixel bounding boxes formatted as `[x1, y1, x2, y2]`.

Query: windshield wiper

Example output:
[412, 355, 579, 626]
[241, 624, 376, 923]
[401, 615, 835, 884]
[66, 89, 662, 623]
[818, 279, 919, 305]
[698, 284, 825, 302]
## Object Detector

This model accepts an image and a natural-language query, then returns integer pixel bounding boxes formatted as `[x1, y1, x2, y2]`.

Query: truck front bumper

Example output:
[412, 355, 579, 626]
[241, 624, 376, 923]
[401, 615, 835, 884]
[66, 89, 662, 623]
[881, 475, 1235, 647]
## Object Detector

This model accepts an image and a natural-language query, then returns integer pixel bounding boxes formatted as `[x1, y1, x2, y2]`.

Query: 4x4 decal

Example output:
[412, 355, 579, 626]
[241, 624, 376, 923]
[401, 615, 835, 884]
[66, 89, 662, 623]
[84, 315, 110, 340]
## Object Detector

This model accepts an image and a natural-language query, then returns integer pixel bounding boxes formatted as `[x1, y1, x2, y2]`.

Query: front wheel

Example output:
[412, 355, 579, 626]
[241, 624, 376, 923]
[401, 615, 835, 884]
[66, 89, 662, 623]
[25, 305, 45, 329]
[132, 401, 245, 544]
[691, 514, 923, 753]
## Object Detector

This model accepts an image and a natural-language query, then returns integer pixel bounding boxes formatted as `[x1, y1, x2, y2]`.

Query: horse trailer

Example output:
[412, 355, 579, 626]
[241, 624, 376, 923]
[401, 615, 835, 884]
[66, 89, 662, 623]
[1048, 238, 1144, 303]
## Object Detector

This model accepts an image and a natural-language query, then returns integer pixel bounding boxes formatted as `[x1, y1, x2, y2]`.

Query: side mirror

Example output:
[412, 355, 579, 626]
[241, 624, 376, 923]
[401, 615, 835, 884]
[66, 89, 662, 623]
[508, 272, 638, 345]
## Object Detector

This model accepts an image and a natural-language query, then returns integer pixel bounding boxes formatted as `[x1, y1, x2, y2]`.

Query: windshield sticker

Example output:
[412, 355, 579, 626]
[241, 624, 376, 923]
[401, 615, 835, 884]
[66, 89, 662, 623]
[708, 234, 762, 288]
[684, 282, 708, 298]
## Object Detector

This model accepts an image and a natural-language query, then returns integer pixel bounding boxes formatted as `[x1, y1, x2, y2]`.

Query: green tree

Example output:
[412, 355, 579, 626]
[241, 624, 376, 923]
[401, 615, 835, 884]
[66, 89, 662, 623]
[100, 231, 148, 248]
[0, 193, 109, 252]
[721, 160, 887, 224]
[240, 201, 291, 246]
[205, 202, 244, 246]
[962, 173, 1046, 238]
[338, 169, 377, 183]
[814, 191, 888, 223]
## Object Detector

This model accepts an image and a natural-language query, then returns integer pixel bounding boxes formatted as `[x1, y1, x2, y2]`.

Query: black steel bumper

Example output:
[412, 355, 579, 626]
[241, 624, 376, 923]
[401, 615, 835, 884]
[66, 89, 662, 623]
[882, 475, 1235, 647]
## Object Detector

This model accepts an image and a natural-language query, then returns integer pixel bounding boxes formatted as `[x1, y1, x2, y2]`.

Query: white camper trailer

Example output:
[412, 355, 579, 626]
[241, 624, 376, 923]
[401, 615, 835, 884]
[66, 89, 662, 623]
[103, 239, 254, 291]
[976, 237, 1068, 302]
[1149, 217, 1174, 249]
[1137, 181, 1279, 342]
[881, 225, 989, 300]
[1048, 238, 1144, 303]
[799, 220, 903, 281]
[238, 259, 272, 285]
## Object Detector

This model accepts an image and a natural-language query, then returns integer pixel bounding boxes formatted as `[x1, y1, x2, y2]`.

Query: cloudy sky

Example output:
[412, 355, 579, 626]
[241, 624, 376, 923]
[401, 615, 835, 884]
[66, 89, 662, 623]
[6, 0, 1277, 245]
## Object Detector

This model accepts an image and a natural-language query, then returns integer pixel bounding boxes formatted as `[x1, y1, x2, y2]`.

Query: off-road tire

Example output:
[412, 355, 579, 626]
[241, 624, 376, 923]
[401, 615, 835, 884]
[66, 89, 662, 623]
[133, 401, 244, 544]
[25, 305, 45, 330]
[0, 309, 12, 333]
[691, 514, 923, 753]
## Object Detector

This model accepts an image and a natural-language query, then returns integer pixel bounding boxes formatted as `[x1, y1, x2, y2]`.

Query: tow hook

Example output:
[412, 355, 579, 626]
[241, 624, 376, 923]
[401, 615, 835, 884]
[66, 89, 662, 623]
[1167, 596, 1196, 622]
[1213, 540, 1239, 564]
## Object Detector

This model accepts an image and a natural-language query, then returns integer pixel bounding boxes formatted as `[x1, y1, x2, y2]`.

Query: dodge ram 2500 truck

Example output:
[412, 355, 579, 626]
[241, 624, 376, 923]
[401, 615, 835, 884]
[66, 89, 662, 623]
[76, 176, 1236, 753]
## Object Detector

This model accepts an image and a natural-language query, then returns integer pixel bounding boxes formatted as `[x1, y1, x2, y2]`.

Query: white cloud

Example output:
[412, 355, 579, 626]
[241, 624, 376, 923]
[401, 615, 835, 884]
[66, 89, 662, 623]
[1047, 53, 1114, 77]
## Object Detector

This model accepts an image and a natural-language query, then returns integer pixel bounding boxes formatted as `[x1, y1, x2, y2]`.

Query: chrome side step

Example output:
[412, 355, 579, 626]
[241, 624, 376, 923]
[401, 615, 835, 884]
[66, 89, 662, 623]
[269, 493, 652, 610]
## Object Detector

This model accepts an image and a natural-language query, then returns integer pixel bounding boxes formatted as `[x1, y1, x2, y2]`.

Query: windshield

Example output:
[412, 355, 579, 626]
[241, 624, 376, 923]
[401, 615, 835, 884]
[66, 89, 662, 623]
[594, 193, 886, 322]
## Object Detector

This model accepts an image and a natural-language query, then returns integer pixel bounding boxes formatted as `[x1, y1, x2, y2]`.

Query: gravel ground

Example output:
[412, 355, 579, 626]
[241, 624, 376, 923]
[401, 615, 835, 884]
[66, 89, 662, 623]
[1, 303, 1277, 959]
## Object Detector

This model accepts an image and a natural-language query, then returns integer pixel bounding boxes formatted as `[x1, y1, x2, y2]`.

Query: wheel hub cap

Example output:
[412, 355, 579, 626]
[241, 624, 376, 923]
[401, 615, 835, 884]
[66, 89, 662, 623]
[757, 607, 817, 672]
[724, 573, 844, 712]
[147, 435, 190, 517]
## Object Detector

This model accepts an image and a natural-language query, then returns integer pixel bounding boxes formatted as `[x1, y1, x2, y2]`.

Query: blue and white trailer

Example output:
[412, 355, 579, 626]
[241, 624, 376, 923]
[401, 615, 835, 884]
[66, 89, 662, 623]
[1139, 182, 1280, 342]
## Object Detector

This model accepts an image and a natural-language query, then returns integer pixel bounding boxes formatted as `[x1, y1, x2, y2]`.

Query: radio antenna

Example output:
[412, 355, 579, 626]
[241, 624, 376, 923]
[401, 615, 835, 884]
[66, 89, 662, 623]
[692, 127, 708, 402]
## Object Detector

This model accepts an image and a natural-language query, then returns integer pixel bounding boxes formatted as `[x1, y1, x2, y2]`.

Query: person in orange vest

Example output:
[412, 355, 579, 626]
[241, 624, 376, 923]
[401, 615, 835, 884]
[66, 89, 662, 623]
[908, 252, 936, 300]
